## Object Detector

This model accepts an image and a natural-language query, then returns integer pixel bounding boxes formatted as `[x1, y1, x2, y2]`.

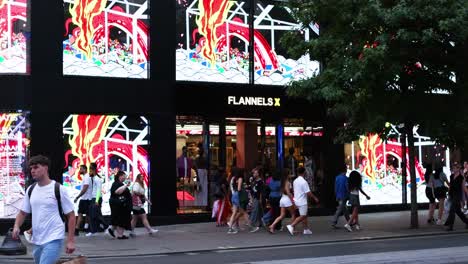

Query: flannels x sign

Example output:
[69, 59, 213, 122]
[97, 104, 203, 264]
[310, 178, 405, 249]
[227, 96, 281, 107]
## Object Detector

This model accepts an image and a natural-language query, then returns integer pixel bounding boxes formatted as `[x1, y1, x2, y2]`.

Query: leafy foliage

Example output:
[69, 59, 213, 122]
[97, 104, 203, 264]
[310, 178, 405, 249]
[282, 0, 468, 146]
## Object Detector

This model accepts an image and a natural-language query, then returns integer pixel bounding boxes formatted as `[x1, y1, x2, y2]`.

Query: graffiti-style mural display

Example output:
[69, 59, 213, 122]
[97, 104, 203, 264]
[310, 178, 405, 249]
[176, 0, 319, 84]
[63, 114, 150, 215]
[344, 125, 450, 205]
[0, 112, 30, 218]
[253, 1, 320, 85]
[0, 0, 29, 74]
[177, 0, 250, 83]
[63, 0, 149, 79]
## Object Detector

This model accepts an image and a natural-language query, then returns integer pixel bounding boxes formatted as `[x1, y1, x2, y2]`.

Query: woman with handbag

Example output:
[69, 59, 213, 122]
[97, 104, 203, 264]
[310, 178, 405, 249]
[130, 174, 158, 237]
[109, 171, 132, 239]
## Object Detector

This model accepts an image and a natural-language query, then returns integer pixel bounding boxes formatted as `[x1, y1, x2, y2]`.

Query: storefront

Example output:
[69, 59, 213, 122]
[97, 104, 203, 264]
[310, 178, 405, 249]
[1, 0, 452, 230]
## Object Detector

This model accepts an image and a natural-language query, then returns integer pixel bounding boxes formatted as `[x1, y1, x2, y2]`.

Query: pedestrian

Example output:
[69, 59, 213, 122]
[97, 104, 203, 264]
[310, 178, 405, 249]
[73, 164, 92, 235]
[286, 167, 319, 236]
[427, 166, 449, 225]
[108, 170, 132, 239]
[444, 163, 468, 231]
[269, 170, 296, 233]
[262, 170, 282, 230]
[331, 164, 350, 229]
[213, 167, 231, 227]
[129, 174, 158, 237]
[13, 155, 76, 264]
[86, 163, 105, 237]
[227, 168, 250, 234]
[344, 171, 370, 231]
[248, 168, 265, 233]
[424, 164, 436, 224]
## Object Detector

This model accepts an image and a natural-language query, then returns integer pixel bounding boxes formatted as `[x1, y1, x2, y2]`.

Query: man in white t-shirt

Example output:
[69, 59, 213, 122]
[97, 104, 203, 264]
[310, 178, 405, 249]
[74, 165, 92, 235]
[287, 167, 319, 236]
[13, 155, 76, 264]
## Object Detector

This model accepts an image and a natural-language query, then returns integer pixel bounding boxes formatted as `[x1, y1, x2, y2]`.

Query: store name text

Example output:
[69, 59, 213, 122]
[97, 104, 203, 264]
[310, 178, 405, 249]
[227, 96, 280, 107]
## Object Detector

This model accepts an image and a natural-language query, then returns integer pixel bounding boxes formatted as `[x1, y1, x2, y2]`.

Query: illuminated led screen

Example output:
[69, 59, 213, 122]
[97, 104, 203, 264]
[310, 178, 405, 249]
[63, 114, 150, 215]
[63, 0, 149, 79]
[344, 131, 450, 205]
[0, 0, 29, 74]
[176, 0, 250, 83]
[253, 1, 320, 85]
[0, 112, 30, 218]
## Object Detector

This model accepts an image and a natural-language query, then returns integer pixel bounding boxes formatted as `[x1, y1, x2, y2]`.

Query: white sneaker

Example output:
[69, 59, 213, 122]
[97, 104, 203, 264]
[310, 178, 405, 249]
[344, 224, 353, 232]
[303, 229, 313, 235]
[148, 229, 159, 235]
[23, 231, 32, 244]
[354, 224, 361, 231]
[286, 225, 294, 236]
[436, 219, 443, 225]
[85, 232, 96, 237]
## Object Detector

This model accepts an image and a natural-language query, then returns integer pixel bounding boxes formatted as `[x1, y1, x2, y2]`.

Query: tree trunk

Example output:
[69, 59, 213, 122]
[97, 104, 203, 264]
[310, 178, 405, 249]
[401, 132, 407, 205]
[406, 123, 419, 228]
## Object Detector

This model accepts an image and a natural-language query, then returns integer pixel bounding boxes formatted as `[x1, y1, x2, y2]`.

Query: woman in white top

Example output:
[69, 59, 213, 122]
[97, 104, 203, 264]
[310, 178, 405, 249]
[268, 171, 296, 233]
[130, 174, 158, 236]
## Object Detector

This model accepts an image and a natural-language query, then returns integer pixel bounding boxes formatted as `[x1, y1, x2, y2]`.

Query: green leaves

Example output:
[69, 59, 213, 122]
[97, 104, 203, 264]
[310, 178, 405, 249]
[283, 0, 468, 146]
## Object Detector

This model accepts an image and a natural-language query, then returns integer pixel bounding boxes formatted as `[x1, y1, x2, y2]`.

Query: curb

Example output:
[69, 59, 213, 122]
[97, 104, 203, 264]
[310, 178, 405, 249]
[3, 230, 467, 260]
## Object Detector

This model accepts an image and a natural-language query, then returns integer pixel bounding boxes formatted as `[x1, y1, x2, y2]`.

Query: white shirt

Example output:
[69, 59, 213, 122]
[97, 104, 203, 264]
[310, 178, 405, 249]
[293, 176, 310, 207]
[89, 176, 103, 199]
[22, 181, 74, 246]
[80, 174, 92, 200]
[132, 182, 145, 196]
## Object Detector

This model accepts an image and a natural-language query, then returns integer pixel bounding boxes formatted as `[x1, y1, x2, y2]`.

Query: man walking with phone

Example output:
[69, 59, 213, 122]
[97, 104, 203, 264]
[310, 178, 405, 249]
[13, 155, 76, 264]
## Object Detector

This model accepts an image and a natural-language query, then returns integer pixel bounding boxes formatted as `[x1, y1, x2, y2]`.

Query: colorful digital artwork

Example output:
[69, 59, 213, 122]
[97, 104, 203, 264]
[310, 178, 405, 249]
[0, 112, 30, 218]
[0, 0, 29, 74]
[63, 0, 149, 79]
[176, 0, 319, 84]
[345, 126, 450, 205]
[253, 1, 320, 85]
[63, 114, 150, 215]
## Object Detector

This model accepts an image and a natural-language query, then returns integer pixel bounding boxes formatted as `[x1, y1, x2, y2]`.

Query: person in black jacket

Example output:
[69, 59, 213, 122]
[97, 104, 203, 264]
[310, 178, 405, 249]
[108, 171, 132, 239]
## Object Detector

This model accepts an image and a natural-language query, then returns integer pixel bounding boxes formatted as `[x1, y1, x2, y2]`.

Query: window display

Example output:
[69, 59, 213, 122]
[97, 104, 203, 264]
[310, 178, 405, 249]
[344, 125, 450, 205]
[62, 114, 150, 215]
[0, 0, 29, 74]
[63, 0, 149, 78]
[0, 112, 30, 218]
[176, 0, 250, 83]
[253, 0, 320, 85]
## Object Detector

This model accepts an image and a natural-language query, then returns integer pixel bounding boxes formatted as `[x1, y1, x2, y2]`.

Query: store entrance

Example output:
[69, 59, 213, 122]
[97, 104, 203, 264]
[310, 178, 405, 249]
[175, 116, 324, 214]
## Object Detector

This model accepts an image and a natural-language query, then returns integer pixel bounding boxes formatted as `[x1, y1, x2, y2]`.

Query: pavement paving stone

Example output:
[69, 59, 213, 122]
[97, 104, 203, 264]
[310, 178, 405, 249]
[0, 210, 467, 260]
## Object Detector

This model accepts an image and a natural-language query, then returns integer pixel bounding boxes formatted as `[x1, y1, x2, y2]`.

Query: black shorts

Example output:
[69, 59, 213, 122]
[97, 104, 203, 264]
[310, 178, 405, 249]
[78, 200, 91, 214]
[132, 208, 146, 215]
[425, 187, 436, 203]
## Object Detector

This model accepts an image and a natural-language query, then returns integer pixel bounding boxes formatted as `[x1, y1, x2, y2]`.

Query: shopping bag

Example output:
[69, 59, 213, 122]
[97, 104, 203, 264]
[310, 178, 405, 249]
[56, 255, 87, 264]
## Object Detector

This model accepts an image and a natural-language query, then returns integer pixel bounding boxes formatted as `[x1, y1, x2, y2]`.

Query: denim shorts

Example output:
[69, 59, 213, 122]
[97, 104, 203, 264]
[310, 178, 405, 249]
[231, 192, 240, 208]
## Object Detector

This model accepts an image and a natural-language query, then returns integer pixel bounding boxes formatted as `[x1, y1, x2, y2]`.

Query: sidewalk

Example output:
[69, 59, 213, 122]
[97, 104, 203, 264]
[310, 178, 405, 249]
[1, 210, 467, 260]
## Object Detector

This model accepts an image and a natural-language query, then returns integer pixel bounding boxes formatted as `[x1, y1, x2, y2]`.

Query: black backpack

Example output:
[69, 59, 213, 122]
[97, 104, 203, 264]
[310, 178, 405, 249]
[27, 182, 65, 222]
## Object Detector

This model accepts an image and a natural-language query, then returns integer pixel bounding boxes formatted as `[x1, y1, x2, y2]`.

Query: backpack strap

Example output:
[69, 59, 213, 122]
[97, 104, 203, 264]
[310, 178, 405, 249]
[27, 182, 37, 199]
[54, 182, 65, 222]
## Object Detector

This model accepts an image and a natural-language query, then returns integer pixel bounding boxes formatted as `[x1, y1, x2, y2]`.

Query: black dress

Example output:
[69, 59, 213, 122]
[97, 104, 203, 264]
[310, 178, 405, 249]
[110, 181, 132, 230]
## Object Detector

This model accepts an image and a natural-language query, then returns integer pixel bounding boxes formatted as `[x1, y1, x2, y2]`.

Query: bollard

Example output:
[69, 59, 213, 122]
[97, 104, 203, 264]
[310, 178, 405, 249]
[0, 228, 27, 255]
